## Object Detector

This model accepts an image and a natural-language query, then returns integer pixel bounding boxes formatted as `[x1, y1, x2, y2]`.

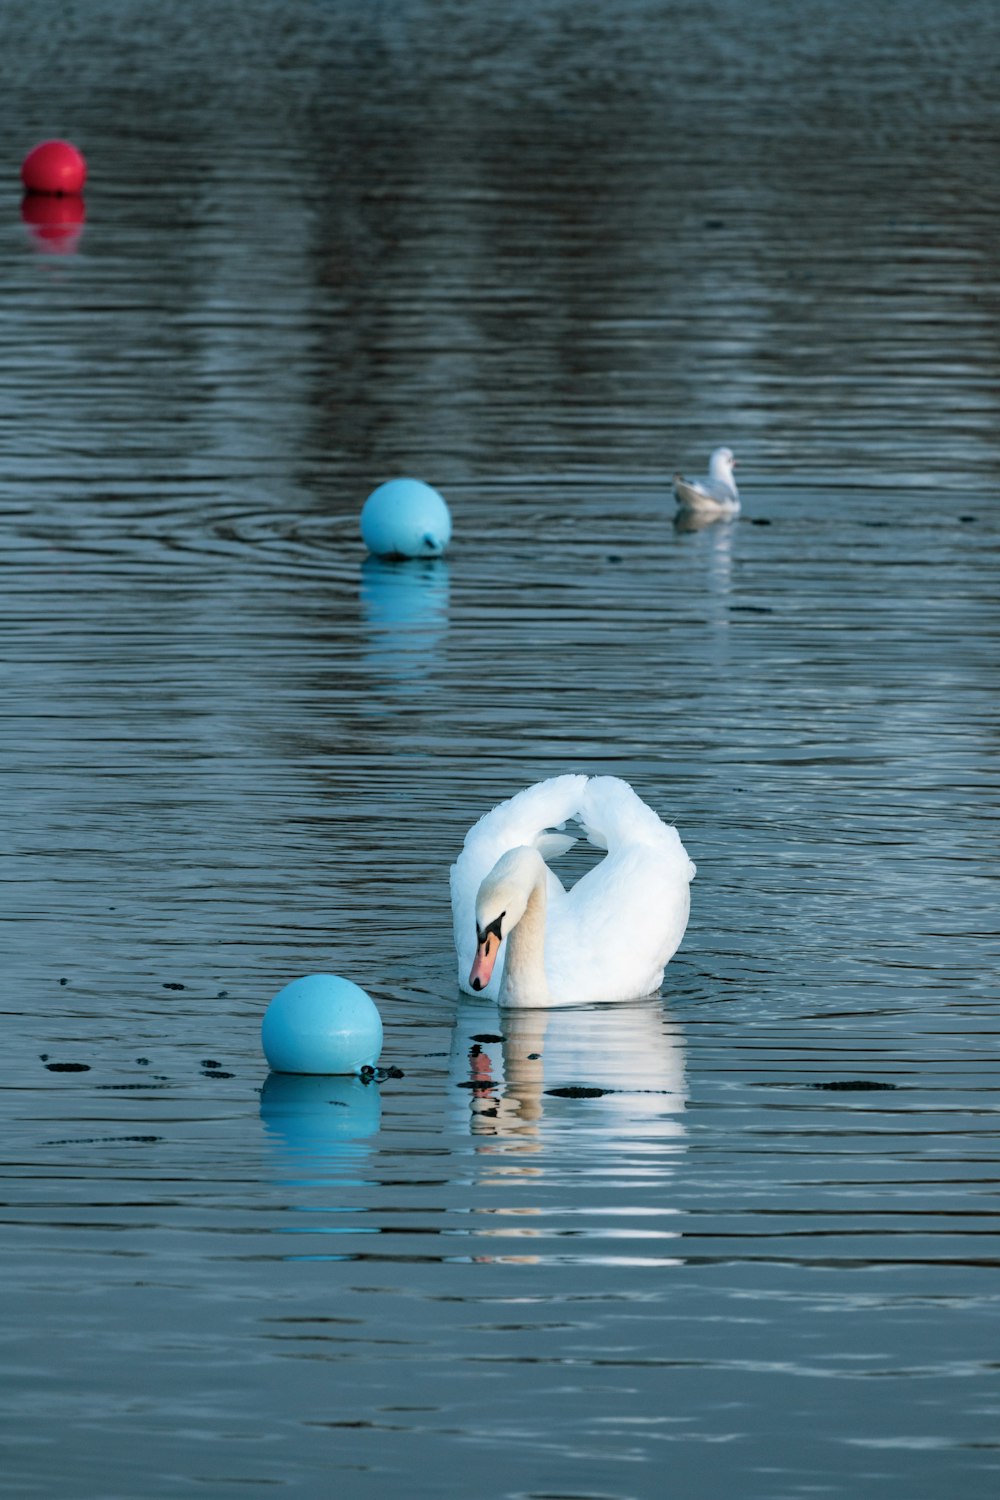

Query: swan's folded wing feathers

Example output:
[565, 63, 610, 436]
[577, 819, 609, 851]
[460, 774, 588, 858]
[549, 778, 695, 999]
[579, 776, 676, 851]
[534, 832, 577, 860]
[550, 842, 690, 1002]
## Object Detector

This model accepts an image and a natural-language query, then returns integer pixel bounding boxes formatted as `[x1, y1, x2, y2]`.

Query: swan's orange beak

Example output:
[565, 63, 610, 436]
[470, 931, 500, 992]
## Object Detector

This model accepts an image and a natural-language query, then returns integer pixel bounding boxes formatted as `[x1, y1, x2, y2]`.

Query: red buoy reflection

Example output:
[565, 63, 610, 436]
[22, 192, 86, 254]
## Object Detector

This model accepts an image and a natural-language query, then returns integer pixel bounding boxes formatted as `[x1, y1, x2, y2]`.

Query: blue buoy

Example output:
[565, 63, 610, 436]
[360, 477, 452, 558]
[261, 973, 383, 1075]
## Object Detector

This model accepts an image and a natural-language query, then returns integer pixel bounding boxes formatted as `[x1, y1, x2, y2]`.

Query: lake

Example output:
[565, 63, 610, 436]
[2, 1, 999, 1496]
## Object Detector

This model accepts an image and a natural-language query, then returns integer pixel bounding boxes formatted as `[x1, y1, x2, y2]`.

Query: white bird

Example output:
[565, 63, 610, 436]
[450, 775, 695, 1008]
[673, 446, 740, 517]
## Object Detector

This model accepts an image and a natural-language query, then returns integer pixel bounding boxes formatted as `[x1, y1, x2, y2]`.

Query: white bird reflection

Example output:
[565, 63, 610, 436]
[674, 505, 734, 535]
[450, 997, 687, 1149]
[675, 505, 736, 661]
[449, 999, 688, 1264]
[358, 556, 450, 692]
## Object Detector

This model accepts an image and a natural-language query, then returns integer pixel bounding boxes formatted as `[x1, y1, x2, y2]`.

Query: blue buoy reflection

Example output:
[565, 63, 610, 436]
[260, 1073, 381, 1259]
[260, 1071, 381, 1156]
[359, 556, 450, 690]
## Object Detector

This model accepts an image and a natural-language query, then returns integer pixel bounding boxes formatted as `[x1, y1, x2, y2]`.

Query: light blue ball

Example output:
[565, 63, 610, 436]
[261, 973, 383, 1075]
[360, 477, 452, 558]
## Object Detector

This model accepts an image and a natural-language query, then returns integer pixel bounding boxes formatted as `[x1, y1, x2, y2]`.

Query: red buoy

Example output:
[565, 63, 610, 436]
[21, 140, 87, 195]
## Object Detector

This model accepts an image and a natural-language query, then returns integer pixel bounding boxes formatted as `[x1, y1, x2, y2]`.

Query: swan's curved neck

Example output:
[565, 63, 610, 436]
[500, 864, 550, 1007]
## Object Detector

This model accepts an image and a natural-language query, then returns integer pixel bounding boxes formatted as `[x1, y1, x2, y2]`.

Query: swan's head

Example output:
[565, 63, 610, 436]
[709, 446, 736, 483]
[469, 846, 541, 992]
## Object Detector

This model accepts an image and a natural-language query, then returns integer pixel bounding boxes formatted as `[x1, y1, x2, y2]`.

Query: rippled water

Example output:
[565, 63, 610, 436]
[3, 1, 1000, 1496]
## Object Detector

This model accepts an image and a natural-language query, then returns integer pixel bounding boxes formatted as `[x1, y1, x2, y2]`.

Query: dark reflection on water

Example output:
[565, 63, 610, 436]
[2, 0, 1000, 1497]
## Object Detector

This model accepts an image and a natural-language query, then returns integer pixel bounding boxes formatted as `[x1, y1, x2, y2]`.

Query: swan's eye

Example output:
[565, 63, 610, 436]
[477, 912, 505, 945]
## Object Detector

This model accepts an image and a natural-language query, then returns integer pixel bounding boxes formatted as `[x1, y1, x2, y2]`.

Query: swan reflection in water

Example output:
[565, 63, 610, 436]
[450, 997, 687, 1264]
[358, 556, 450, 692]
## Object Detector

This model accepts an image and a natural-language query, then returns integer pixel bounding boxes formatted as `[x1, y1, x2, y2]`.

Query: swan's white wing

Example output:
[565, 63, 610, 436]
[451, 774, 588, 997]
[577, 776, 685, 855]
[547, 777, 696, 1004]
[535, 832, 577, 861]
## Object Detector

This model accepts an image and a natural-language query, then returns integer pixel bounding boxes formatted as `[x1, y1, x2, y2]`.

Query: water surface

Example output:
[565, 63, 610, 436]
[2, 2, 1000, 1496]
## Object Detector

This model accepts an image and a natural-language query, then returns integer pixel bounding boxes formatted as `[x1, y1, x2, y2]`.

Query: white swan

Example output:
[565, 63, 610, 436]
[673, 446, 740, 517]
[450, 775, 695, 1008]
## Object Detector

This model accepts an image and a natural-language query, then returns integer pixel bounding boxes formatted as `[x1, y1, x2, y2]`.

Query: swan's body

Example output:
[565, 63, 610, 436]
[450, 775, 695, 1008]
[673, 446, 740, 516]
